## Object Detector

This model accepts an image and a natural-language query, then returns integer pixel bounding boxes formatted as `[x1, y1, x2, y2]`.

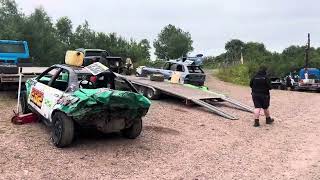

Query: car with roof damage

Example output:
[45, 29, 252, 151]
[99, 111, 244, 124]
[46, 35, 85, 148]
[136, 59, 206, 86]
[20, 63, 151, 147]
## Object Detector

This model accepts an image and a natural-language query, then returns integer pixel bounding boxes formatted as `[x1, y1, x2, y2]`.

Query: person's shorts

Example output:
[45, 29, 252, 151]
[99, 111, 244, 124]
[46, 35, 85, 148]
[252, 94, 270, 109]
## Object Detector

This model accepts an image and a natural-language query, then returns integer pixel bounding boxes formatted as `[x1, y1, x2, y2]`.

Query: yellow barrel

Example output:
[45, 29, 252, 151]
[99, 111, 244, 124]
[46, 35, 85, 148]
[65, 50, 84, 66]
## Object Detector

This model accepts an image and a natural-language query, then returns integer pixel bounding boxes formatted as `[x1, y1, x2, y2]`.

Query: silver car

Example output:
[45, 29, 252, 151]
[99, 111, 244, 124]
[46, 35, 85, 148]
[136, 60, 206, 86]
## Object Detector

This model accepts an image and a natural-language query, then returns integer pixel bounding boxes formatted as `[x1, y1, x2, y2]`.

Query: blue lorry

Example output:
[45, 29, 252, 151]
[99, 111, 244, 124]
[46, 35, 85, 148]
[0, 40, 31, 69]
[295, 68, 320, 91]
[293, 34, 320, 91]
[0, 40, 45, 85]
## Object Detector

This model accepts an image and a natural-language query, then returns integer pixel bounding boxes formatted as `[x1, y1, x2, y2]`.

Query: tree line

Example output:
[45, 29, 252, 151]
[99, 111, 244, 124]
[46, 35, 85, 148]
[204, 39, 320, 84]
[0, 0, 195, 67]
[2, 0, 318, 84]
[0, 0, 151, 66]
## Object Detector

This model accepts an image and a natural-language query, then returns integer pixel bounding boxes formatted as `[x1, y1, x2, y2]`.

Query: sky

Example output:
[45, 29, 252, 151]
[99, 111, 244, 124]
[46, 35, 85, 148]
[15, 0, 320, 59]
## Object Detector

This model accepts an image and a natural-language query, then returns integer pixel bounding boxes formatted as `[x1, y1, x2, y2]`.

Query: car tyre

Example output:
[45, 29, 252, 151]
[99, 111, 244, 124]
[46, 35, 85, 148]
[52, 112, 74, 148]
[122, 118, 142, 139]
[20, 91, 31, 114]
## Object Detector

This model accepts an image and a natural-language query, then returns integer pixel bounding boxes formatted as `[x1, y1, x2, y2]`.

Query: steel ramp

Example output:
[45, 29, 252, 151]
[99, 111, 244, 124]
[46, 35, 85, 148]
[191, 99, 238, 120]
[221, 97, 254, 113]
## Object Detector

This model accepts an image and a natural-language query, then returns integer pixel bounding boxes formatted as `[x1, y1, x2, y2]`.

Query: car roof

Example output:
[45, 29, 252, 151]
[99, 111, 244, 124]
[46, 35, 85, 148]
[167, 60, 200, 66]
[53, 64, 112, 75]
[75, 48, 105, 52]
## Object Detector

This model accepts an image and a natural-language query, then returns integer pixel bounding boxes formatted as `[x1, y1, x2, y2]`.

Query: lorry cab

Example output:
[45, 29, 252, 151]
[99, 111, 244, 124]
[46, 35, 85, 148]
[297, 68, 320, 90]
[299, 68, 320, 80]
[0, 40, 31, 74]
[0, 40, 30, 67]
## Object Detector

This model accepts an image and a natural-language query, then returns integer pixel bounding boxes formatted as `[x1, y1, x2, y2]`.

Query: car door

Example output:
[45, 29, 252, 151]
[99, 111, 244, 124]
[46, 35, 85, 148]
[28, 67, 68, 120]
[161, 62, 173, 79]
[42, 68, 71, 121]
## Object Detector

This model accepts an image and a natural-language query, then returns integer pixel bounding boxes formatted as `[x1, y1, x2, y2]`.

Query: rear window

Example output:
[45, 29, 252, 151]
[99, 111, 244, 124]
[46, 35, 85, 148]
[0, 43, 26, 53]
[187, 66, 203, 73]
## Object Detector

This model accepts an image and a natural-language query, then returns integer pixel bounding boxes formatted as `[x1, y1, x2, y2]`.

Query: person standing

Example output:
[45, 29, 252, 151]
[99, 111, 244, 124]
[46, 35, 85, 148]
[286, 75, 292, 90]
[304, 69, 309, 80]
[250, 66, 274, 127]
[125, 57, 133, 75]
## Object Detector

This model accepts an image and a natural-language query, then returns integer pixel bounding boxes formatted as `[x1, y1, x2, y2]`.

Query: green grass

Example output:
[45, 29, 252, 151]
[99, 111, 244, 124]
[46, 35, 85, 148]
[215, 65, 250, 86]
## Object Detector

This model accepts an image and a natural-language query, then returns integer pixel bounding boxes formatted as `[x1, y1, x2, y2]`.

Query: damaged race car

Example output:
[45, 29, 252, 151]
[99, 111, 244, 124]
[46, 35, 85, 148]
[20, 63, 151, 147]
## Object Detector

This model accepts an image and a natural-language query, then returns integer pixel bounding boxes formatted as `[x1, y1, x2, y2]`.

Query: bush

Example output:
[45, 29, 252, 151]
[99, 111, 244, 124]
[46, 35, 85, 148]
[133, 59, 165, 70]
[216, 64, 250, 86]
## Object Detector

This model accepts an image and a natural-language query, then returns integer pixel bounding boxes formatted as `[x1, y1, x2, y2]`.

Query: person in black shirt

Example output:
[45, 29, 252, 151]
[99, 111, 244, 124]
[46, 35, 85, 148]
[250, 66, 274, 127]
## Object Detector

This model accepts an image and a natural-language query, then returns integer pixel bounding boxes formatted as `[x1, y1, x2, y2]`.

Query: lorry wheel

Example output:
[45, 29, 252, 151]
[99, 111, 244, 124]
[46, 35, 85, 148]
[20, 91, 31, 114]
[52, 112, 74, 148]
[122, 118, 142, 139]
[146, 88, 160, 100]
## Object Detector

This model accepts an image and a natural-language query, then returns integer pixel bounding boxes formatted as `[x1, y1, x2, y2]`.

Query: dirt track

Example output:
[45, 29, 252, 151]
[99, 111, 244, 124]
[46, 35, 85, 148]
[0, 73, 320, 180]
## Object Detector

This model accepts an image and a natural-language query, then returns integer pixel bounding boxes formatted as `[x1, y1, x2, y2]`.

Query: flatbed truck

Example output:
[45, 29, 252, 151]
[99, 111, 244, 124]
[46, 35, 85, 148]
[0, 40, 46, 86]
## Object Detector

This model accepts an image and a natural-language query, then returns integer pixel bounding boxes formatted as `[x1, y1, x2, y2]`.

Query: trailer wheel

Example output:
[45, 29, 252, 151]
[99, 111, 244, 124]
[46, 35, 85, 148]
[146, 88, 160, 100]
[52, 112, 74, 148]
[20, 91, 31, 114]
[138, 86, 146, 96]
[122, 118, 142, 139]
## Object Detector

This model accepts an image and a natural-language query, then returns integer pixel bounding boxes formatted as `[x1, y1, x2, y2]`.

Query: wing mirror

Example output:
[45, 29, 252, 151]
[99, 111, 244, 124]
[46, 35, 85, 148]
[66, 84, 77, 92]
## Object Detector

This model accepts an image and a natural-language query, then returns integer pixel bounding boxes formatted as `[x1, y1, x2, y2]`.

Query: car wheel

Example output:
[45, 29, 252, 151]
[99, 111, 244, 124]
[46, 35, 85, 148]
[146, 88, 160, 100]
[122, 118, 142, 139]
[52, 112, 74, 148]
[20, 91, 31, 114]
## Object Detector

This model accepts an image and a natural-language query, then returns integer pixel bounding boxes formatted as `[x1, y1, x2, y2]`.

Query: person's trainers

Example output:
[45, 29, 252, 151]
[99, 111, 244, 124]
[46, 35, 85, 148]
[254, 119, 260, 127]
[266, 117, 274, 124]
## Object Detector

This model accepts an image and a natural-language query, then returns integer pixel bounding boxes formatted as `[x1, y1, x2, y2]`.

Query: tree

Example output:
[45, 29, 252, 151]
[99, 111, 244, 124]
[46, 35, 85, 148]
[153, 24, 193, 59]
[23, 7, 63, 66]
[225, 39, 244, 64]
[56, 16, 73, 46]
[72, 20, 96, 49]
[0, 0, 25, 39]
[138, 39, 151, 60]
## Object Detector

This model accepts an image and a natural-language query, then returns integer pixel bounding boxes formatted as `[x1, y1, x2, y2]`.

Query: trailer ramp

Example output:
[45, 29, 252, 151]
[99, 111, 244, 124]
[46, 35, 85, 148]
[123, 76, 253, 120]
[191, 99, 238, 120]
[221, 97, 254, 113]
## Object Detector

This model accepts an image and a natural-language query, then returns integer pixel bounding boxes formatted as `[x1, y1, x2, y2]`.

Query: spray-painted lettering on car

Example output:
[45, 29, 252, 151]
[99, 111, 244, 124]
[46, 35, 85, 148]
[30, 88, 44, 108]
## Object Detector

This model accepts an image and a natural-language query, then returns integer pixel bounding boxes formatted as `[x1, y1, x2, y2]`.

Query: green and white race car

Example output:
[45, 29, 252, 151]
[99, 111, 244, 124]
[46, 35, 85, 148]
[20, 64, 151, 147]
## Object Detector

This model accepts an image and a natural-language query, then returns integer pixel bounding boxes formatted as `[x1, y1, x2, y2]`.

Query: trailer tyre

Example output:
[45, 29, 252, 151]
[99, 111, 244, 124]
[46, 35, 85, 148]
[122, 118, 142, 139]
[138, 86, 146, 96]
[52, 112, 74, 148]
[20, 91, 31, 114]
[146, 88, 160, 100]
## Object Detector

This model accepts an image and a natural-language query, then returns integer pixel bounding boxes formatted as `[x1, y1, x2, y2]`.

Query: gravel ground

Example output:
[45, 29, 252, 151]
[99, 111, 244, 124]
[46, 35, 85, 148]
[0, 74, 320, 180]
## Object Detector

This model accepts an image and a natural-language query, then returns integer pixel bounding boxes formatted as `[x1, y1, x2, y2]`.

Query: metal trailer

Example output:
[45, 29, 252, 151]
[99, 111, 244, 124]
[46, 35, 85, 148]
[0, 67, 47, 84]
[123, 75, 254, 120]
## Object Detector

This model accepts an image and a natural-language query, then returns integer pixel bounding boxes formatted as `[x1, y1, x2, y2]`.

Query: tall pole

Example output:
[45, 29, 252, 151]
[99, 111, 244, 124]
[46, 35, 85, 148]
[305, 33, 310, 68]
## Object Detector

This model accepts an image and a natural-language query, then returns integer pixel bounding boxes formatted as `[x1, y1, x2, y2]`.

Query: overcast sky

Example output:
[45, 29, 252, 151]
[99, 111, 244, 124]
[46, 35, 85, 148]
[15, 0, 320, 59]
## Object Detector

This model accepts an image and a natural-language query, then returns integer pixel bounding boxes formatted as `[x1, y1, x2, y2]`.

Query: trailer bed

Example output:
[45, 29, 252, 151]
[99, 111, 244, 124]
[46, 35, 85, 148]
[126, 76, 223, 100]
[0, 67, 47, 83]
[124, 76, 254, 120]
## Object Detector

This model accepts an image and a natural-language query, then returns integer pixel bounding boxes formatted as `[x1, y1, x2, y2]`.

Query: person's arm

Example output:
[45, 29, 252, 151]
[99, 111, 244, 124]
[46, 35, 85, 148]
[266, 77, 272, 90]
[250, 77, 254, 88]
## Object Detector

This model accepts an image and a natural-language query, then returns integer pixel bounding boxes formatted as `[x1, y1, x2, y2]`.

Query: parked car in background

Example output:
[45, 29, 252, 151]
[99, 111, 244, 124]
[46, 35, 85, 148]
[270, 77, 286, 90]
[76, 48, 124, 73]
